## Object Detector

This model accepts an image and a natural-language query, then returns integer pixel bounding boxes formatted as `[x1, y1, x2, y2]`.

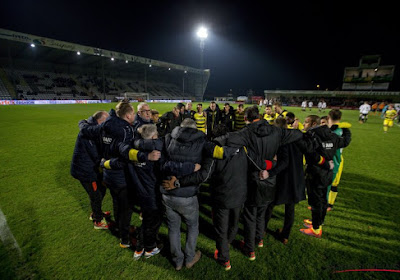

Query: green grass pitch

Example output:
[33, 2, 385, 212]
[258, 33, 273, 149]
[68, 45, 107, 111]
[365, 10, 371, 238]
[0, 102, 399, 280]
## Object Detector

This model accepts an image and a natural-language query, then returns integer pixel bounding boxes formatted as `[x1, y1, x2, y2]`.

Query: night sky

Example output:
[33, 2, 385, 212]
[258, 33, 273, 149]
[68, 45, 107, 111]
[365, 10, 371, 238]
[1, 0, 400, 96]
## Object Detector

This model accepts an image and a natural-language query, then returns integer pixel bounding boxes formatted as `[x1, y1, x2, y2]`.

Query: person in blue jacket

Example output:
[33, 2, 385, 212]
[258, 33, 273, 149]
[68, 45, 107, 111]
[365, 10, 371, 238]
[71, 110, 109, 229]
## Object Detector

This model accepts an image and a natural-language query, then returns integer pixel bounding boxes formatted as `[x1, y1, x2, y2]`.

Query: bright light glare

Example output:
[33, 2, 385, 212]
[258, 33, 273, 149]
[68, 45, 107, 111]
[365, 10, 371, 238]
[30, 43, 35, 48]
[125, 60, 128, 63]
[168, 68, 171, 70]
[111, 57, 114, 61]
[197, 27, 208, 39]
[77, 51, 81, 55]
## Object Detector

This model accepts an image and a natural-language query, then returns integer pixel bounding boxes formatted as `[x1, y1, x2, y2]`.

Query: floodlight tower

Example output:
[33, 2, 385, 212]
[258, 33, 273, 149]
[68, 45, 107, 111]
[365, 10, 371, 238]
[197, 26, 208, 97]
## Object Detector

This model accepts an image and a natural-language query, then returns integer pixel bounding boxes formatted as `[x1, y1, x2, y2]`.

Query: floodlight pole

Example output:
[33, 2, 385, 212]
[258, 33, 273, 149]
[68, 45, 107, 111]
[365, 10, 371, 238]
[182, 75, 185, 95]
[197, 27, 208, 100]
[200, 39, 205, 98]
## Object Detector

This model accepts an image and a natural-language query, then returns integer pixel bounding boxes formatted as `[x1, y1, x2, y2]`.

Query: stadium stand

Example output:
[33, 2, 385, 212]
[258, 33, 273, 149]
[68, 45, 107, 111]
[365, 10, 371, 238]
[0, 28, 210, 101]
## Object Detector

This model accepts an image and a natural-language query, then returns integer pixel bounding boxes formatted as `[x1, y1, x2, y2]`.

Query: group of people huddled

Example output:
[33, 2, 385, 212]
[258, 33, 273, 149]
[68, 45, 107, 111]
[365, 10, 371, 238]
[71, 100, 351, 271]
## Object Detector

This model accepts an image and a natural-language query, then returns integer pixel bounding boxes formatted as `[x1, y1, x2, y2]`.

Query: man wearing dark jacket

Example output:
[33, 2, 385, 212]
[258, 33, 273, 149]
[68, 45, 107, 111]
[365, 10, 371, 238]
[220, 103, 235, 132]
[227, 106, 303, 260]
[159, 105, 183, 137]
[80, 101, 136, 248]
[264, 118, 318, 244]
[159, 118, 206, 270]
[300, 115, 351, 238]
[182, 102, 196, 120]
[71, 110, 109, 229]
[163, 124, 247, 271]
[132, 102, 153, 138]
[205, 101, 221, 139]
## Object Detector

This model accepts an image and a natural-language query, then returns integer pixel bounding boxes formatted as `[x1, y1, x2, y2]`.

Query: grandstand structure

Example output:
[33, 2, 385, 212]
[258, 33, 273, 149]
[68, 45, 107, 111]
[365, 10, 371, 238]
[265, 55, 399, 105]
[0, 28, 210, 101]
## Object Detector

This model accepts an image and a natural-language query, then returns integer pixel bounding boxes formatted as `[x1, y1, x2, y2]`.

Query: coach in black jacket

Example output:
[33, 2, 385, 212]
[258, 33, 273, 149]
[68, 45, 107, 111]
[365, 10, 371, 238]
[165, 123, 248, 268]
[132, 102, 153, 138]
[264, 118, 312, 244]
[80, 101, 136, 247]
[300, 115, 351, 238]
[204, 101, 221, 140]
[160, 118, 208, 270]
[227, 106, 303, 259]
[71, 110, 109, 226]
[159, 106, 183, 137]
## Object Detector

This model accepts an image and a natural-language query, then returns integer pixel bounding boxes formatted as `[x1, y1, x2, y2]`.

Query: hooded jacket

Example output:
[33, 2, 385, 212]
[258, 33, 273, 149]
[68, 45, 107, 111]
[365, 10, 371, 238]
[160, 126, 207, 197]
[227, 119, 303, 206]
[178, 135, 248, 209]
[71, 116, 102, 182]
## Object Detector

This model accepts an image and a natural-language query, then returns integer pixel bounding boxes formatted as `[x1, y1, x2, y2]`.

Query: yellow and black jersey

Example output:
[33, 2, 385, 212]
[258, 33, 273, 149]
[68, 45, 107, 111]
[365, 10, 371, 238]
[194, 112, 206, 133]
[234, 111, 245, 131]
[287, 122, 304, 131]
[263, 113, 275, 123]
[385, 109, 397, 120]
[275, 110, 288, 119]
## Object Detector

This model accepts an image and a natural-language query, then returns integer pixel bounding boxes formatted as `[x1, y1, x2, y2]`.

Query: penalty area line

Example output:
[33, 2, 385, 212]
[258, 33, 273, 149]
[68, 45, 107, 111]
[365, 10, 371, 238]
[0, 208, 22, 257]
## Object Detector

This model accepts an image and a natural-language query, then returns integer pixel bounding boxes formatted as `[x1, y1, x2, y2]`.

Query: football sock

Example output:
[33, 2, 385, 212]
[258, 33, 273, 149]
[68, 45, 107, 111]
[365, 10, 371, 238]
[328, 189, 338, 206]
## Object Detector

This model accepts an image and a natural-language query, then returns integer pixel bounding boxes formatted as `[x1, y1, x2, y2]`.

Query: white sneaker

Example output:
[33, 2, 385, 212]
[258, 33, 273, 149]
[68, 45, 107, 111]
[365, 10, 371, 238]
[133, 249, 144, 260]
[144, 247, 161, 259]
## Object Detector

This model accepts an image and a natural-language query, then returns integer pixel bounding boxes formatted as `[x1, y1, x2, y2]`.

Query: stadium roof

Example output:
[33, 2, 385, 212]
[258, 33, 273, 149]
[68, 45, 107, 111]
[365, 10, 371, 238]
[0, 28, 207, 75]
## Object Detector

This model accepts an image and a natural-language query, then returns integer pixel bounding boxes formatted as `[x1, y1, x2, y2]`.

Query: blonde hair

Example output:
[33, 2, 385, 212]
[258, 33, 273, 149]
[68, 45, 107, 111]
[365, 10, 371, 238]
[137, 124, 158, 139]
[116, 101, 134, 118]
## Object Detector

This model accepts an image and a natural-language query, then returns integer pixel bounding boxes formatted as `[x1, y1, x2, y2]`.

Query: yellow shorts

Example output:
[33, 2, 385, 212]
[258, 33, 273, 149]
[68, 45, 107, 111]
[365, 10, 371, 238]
[383, 119, 393, 127]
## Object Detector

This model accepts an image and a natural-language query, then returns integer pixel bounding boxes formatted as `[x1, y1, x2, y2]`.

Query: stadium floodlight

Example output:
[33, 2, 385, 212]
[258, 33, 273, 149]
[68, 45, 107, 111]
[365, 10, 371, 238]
[77, 51, 81, 55]
[30, 43, 35, 48]
[111, 57, 114, 61]
[197, 26, 208, 96]
[197, 27, 208, 40]
[196, 26, 208, 69]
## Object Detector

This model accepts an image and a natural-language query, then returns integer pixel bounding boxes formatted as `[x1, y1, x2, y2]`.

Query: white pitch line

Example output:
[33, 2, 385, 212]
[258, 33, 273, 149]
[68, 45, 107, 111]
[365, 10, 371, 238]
[0, 208, 22, 257]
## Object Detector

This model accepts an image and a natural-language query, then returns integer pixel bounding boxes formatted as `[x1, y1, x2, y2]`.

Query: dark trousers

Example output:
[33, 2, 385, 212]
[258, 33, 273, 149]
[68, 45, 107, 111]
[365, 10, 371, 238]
[306, 169, 332, 229]
[80, 180, 106, 222]
[242, 204, 270, 253]
[136, 208, 163, 252]
[213, 206, 242, 262]
[109, 186, 133, 244]
[265, 203, 295, 239]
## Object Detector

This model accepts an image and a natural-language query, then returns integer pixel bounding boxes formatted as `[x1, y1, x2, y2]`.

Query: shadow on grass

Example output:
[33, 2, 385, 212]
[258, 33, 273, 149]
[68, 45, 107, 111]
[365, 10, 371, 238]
[341, 173, 399, 213]
[55, 159, 90, 214]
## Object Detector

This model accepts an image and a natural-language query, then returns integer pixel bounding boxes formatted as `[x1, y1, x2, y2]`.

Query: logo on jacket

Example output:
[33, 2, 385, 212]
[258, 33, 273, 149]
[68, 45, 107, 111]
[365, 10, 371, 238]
[322, 142, 334, 149]
[102, 137, 112, 144]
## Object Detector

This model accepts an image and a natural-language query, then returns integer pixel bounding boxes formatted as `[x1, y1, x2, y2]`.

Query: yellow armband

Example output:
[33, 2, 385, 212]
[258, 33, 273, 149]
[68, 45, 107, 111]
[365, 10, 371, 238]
[213, 146, 224, 159]
[103, 160, 111, 169]
[128, 149, 139, 161]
